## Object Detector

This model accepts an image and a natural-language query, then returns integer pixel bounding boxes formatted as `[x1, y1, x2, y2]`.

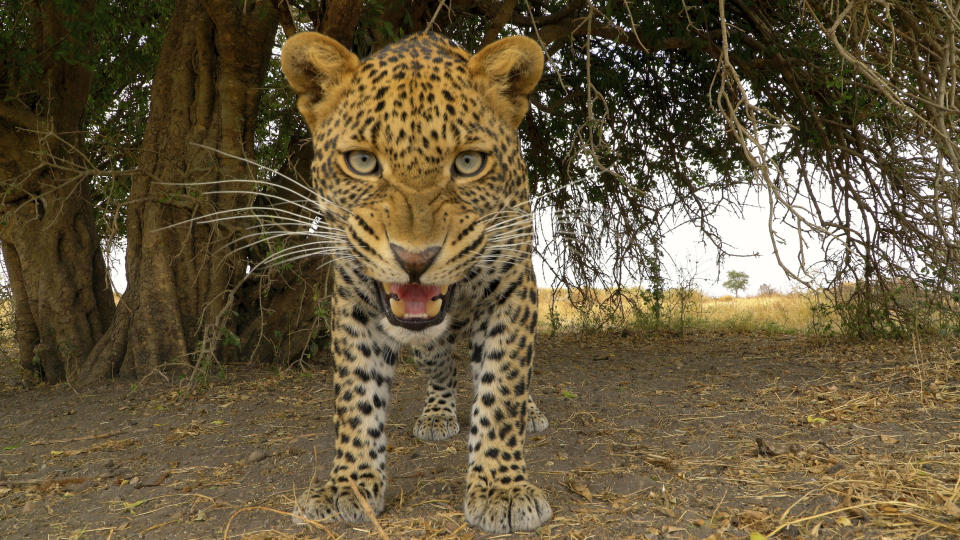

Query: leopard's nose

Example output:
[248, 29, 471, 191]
[390, 244, 440, 282]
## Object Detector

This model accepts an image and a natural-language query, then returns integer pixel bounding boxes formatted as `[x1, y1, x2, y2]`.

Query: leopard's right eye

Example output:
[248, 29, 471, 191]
[345, 150, 379, 175]
[453, 151, 486, 177]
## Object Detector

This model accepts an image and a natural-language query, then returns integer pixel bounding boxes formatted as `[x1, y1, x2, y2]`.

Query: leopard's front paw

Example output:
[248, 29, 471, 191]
[292, 479, 384, 524]
[526, 407, 549, 434]
[464, 481, 552, 533]
[414, 410, 460, 441]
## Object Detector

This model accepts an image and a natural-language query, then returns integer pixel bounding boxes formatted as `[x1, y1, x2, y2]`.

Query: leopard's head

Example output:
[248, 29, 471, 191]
[281, 32, 542, 331]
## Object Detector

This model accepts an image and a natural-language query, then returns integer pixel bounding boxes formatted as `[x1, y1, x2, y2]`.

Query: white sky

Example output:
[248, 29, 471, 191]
[658, 190, 806, 296]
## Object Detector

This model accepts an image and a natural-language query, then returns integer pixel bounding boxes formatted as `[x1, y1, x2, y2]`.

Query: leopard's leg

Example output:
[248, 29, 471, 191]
[469, 341, 547, 436]
[412, 334, 461, 441]
[463, 268, 551, 533]
[294, 277, 395, 524]
[525, 395, 549, 434]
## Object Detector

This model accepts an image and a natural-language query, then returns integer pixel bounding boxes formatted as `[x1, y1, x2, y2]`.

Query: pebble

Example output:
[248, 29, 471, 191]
[246, 449, 267, 463]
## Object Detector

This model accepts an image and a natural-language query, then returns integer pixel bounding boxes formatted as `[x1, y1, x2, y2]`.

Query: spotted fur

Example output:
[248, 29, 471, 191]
[281, 31, 550, 533]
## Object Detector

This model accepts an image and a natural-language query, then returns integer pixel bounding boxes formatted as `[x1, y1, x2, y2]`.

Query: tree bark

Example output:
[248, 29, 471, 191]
[0, 0, 116, 383]
[318, 0, 364, 45]
[79, 0, 280, 383]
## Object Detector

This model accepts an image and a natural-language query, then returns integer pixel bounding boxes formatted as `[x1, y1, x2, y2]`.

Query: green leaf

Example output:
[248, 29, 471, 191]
[561, 390, 577, 399]
[123, 499, 147, 512]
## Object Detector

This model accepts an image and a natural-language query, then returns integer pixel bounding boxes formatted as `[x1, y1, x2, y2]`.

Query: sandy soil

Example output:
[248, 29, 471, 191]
[1, 332, 958, 539]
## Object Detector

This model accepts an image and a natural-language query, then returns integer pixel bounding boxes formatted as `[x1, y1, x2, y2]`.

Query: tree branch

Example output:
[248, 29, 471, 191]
[319, 0, 364, 47]
[0, 101, 44, 132]
[481, 0, 518, 45]
[276, 0, 298, 38]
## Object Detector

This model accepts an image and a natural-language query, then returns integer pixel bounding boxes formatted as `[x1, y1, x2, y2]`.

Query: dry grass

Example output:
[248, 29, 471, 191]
[698, 293, 817, 331]
[539, 287, 830, 334]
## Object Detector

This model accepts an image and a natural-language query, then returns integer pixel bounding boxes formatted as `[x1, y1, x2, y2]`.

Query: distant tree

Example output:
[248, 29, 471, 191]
[757, 284, 779, 296]
[723, 271, 749, 297]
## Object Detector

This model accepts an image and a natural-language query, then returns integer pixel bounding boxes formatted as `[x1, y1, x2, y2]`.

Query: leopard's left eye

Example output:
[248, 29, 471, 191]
[345, 150, 380, 176]
[453, 151, 487, 177]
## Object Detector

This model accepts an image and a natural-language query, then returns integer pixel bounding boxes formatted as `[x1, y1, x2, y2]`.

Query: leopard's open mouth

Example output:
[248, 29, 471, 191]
[377, 282, 452, 330]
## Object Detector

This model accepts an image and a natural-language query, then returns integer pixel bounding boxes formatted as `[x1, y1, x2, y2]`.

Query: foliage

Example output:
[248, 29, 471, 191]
[521, 1, 751, 315]
[83, 1, 173, 239]
[255, 28, 307, 175]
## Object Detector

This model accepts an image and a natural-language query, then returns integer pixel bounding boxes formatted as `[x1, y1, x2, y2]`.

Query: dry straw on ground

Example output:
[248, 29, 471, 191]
[2, 331, 958, 539]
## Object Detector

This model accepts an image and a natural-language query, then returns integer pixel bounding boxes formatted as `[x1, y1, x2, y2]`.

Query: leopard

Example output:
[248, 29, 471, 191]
[280, 30, 551, 533]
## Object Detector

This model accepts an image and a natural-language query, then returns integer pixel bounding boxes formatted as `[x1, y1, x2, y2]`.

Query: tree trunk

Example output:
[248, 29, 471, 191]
[79, 0, 280, 383]
[0, 0, 116, 383]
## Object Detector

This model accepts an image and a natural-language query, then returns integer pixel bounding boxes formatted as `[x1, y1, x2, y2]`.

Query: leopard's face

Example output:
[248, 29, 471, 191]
[283, 33, 542, 333]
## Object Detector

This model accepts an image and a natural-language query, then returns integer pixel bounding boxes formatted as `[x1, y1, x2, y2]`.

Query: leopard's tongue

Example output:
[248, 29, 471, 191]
[388, 283, 444, 319]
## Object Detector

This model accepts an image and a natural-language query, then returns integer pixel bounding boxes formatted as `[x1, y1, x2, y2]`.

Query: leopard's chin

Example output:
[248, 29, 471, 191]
[377, 282, 453, 330]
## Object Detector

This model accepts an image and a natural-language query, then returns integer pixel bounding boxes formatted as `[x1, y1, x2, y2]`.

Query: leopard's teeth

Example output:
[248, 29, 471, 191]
[389, 298, 405, 318]
[383, 282, 449, 321]
[425, 297, 442, 318]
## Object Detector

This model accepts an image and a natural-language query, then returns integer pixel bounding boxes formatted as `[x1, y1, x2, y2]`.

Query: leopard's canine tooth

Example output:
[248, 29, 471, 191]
[389, 297, 405, 318]
[425, 297, 442, 317]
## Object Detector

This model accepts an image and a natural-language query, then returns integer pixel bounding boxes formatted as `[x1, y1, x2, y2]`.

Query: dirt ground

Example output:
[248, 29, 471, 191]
[1, 332, 959, 539]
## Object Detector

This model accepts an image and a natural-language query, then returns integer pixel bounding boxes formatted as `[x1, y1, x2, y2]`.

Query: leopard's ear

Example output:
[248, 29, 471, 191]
[468, 35, 544, 128]
[281, 32, 360, 133]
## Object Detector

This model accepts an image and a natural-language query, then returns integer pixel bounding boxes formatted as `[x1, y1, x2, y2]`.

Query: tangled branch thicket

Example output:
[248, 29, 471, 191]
[722, 0, 960, 337]
[528, 1, 960, 336]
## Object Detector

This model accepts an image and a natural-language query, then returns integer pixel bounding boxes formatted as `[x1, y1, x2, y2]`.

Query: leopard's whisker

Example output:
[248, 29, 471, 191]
[197, 210, 344, 237]
[203, 187, 324, 217]
[253, 246, 350, 272]
[479, 209, 531, 225]
[159, 178, 325, 217]
[484, 218, 533, 232]
[160, 205, 320, 231]
[258, 245, 347, 265]
[489, 221, 534, 231]
[479, 178, 597, 225]
[222, 231, 346, 257]
[197, 214, 319, 232]
[481, 251, 529, 259]
[185, 144, 353, 215]
[252, 236, 348, 258]
[258, 252, 356, 274]
[485, 240, 533, 250]
[487, 230, 534, 240]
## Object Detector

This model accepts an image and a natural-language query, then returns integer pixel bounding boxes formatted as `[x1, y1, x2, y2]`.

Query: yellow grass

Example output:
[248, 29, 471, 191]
[538, 287, 830, 334]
